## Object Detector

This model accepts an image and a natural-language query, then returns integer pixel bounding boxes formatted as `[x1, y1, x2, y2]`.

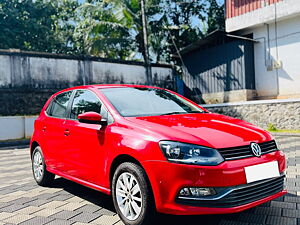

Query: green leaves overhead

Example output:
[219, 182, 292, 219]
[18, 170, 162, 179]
[0, 0, 225, 62]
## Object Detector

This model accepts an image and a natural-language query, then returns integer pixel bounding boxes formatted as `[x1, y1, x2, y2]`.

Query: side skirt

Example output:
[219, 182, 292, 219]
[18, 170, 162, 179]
[47, 167, 111, 195]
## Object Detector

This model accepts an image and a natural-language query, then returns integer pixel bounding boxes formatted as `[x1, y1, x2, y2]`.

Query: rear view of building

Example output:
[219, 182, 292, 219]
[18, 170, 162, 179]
[227, 0, 300, 99]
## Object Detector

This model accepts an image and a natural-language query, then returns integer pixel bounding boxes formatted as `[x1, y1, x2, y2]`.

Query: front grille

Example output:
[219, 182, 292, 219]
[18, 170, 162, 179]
[177, 175, 285, 208]
[217, 140, 278, 160]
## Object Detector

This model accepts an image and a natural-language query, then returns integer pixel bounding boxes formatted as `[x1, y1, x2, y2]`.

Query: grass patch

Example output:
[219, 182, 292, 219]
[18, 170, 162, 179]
[267, 123, 300, 133]
[268, 129, 300, 133]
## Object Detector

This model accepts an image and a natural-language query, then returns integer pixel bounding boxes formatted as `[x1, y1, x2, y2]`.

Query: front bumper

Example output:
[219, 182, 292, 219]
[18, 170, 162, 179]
[142, 150, 286, 215]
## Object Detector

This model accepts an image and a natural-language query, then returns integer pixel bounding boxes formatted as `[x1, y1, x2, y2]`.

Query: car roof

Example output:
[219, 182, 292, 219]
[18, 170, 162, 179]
[55, 84, 164, 94]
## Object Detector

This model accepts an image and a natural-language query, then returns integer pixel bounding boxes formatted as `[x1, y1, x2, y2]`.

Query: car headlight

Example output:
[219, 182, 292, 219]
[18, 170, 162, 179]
[159, 141, 224, 166]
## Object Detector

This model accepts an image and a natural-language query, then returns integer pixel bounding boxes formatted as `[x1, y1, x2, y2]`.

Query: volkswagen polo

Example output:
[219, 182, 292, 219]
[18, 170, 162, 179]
[30, 84, 286, 225]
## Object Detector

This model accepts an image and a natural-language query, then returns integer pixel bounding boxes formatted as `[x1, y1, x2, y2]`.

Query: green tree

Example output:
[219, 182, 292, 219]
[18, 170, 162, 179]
[0, 0, 56, 51]
[74, 0, 162, 60]
[148, 0, 207, 63]
[0, 0, 225, 61]
[206, 0, 225, 34]
[0, 0, 79, 53]
[74, 0, 138, 59]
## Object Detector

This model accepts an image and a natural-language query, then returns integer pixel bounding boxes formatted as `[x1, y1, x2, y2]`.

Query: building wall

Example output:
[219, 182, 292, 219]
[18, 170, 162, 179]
[226, 0, 300, 32]
[203, 98, 300, 130]
[0, 50, 174, 116]
[182, 40, 255, 103]
[240, 16, 300, 98]
[226, 0, 282, 19]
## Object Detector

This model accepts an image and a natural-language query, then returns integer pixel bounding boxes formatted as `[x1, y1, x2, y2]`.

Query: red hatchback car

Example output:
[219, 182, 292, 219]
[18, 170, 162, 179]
[30, 84, 286, 225]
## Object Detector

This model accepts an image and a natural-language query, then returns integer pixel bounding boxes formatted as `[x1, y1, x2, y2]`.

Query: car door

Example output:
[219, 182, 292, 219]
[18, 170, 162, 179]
[63, 89, 111, 185]
[42, 90, 73, 172]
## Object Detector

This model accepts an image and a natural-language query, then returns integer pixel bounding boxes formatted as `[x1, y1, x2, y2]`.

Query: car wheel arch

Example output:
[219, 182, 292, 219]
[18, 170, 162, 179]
[109, 154, 156, 206]
[30, 141, 40, 157]
[109, 154, 143, 185]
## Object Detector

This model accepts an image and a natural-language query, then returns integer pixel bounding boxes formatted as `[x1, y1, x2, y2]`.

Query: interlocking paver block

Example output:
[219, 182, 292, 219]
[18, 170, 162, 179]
[50, 194, 73, 201]
[0, 204, 27, 213]
[75, 204, 102, 213]
[2, 214, 34, 224]
[56, 202, 87, 211]
[0, 135, 298, 225]
[72, 222, 91, 225]
[98, 208, 116, 216]
[236, 213, 267, 224]
[7, 197, 37, 205]
[18, 216, 55, 225]
[32, 208, 62, 217]
[270, 201, 297, 209]
[218, 220, 249, 225]
[282, 209, 300, 218]
[266, 215, 297, 225]
[0, 195, 25, 203]
[70, 212, 101, 223]
[66, 196, 85, 203]
[23, 199, 50, 207]
[254, 206, 282, 216]
[14, 206, 43, 215]
[35, 193, 60, 200]
[90, 215, 120, 225]
[38, 200, 67, 209]
[0, 203, 13, 210]
[285, 196, 300, 203]
[0, 212, 16, 220]
[51, 210, 82, 220]
[46, 219, 75, 225]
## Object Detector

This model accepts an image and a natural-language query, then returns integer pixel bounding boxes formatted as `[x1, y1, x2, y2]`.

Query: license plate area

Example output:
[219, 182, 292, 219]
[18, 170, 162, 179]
[245, 161, 280, 183]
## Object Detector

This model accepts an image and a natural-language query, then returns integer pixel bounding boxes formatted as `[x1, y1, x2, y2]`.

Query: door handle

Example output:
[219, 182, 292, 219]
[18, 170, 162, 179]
[64, 129, 70, 136]
[42, 126, 46, 132]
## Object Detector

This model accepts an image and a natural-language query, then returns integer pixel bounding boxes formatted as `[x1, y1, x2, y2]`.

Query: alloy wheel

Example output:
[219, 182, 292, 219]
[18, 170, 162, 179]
[116, 172, 143, 221]
[33, 151, 44, 181]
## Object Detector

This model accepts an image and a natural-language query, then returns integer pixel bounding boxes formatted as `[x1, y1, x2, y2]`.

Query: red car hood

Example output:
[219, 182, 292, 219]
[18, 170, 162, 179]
[125, 113, 273, 149]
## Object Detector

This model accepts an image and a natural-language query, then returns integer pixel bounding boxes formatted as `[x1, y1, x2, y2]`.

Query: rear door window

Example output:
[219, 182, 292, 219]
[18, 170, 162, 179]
[47, 91, 72, 118]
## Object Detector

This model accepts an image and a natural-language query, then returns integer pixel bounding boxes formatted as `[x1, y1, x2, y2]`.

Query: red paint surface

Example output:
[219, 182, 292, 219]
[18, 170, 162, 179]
[31, 84, 286, 215]
[226, 0, 283, 18]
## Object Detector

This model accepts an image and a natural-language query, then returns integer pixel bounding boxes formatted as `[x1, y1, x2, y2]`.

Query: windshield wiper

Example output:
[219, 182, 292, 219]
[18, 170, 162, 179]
[160, 112, 186, 116]
[160, 111, 206, 116]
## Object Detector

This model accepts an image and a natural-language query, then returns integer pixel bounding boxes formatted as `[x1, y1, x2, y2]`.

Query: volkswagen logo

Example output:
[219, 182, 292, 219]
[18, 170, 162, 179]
[251, 142, 262, 157]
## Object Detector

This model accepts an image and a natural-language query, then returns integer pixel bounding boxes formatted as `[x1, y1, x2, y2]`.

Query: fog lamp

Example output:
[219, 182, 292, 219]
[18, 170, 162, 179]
[179, 188, 190, 196]
[179, 187, 216, 197]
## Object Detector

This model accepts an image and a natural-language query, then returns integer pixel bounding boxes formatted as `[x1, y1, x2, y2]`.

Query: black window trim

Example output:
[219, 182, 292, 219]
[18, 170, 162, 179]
[45, 90, 74, 119]
[65, 88, 114, 124]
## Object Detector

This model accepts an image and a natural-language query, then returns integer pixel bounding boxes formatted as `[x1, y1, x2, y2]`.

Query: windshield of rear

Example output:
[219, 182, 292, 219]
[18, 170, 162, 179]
[100, 87, 205, 117]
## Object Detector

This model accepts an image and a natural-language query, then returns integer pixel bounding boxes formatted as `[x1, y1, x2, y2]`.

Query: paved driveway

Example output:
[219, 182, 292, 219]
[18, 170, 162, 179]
[0, 134, 299, 225]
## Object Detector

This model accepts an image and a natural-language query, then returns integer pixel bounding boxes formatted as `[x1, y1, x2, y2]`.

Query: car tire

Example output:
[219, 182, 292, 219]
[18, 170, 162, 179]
[32, 146, 55, 186]
[112, 162, 156, 225]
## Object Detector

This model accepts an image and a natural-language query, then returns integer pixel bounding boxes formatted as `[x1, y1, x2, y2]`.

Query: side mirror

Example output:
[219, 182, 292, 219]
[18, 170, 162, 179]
[78, 112, 107, 125]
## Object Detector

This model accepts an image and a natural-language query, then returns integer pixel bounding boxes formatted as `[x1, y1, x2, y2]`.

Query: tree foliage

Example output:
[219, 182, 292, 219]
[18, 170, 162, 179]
[0, 0, 225, 61]
[0, 0, 79, 53]
[206, 0, 225, 34]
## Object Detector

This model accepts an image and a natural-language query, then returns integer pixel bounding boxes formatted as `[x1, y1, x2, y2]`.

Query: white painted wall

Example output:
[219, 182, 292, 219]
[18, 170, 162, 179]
[239, 15, 300, 98]
[0, 116, 37, 141]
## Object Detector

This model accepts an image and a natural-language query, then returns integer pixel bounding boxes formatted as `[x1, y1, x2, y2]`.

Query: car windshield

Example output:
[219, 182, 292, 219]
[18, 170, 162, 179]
[100, 87, 205, 117]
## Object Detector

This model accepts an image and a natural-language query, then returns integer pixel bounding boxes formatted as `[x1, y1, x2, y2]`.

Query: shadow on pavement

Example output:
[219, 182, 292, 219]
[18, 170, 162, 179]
[51, 177, 223, 225]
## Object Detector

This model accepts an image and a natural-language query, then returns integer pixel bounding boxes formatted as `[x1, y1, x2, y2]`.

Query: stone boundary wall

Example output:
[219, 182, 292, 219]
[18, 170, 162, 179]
[0, 50, 174, 116]
[202, 98, 300, 130]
